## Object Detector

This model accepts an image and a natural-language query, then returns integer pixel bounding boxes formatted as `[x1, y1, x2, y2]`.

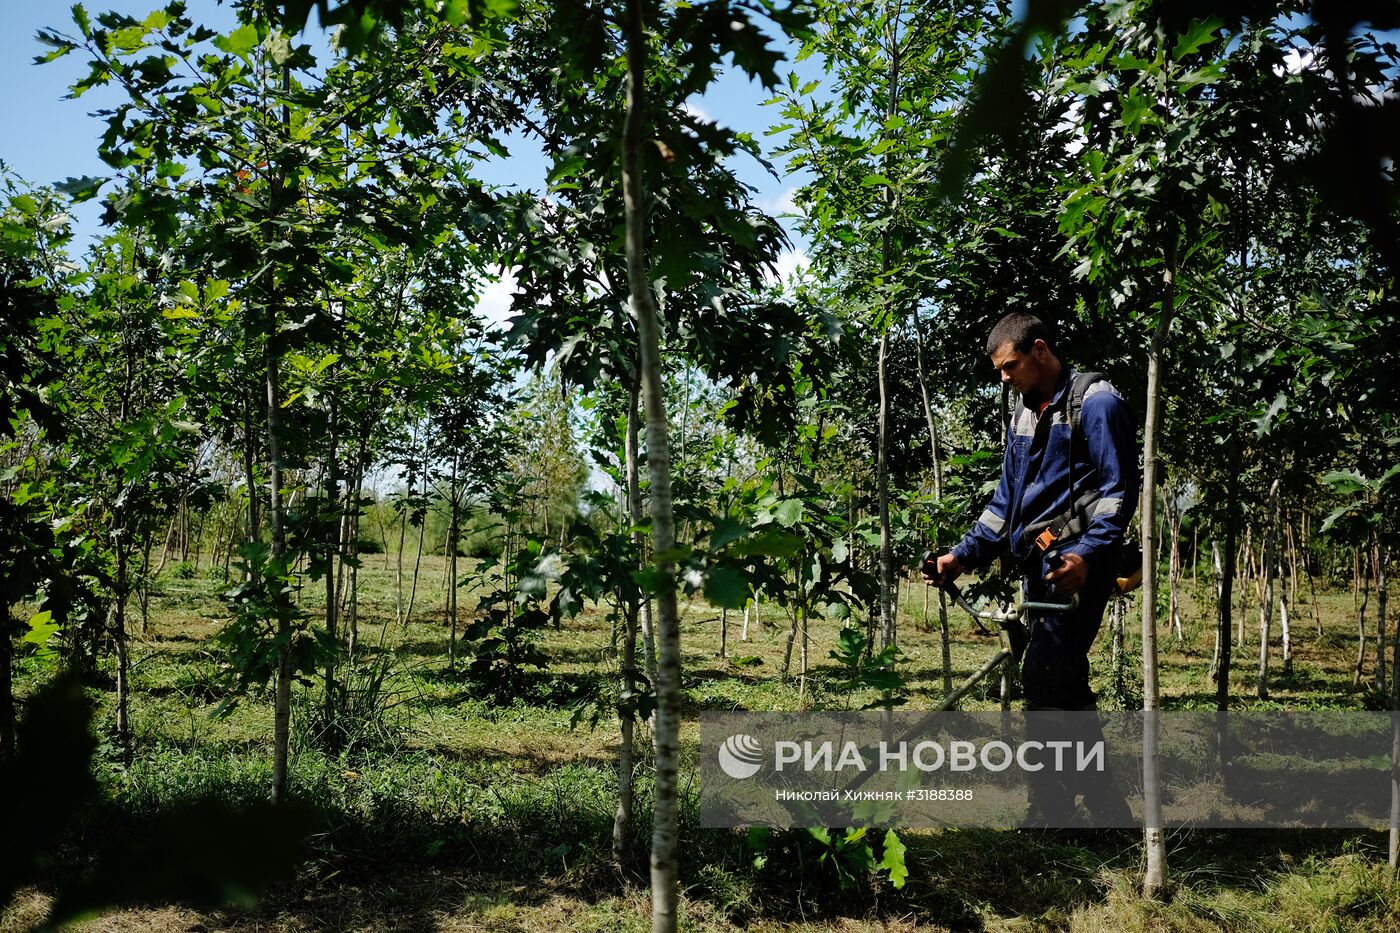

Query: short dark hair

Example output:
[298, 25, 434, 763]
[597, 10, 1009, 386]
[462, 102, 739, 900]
[986, 312, 1055, 356]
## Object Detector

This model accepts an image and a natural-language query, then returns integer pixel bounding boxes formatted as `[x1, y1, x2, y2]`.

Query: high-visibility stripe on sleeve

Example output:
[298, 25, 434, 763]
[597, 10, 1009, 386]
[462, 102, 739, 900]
[977, 509, 1006, 533]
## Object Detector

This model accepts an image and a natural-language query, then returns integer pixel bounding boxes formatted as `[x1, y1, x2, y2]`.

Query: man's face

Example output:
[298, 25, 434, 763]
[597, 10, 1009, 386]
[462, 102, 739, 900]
[990, 340, 1050, 396]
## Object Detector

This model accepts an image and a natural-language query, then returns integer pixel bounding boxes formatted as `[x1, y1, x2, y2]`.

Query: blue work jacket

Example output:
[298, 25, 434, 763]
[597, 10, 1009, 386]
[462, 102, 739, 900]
[951, 366, 1138, 575]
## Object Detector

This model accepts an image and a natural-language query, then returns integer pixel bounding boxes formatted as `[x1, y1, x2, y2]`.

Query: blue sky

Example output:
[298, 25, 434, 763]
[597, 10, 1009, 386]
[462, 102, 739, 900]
[1, 0, 816, 297]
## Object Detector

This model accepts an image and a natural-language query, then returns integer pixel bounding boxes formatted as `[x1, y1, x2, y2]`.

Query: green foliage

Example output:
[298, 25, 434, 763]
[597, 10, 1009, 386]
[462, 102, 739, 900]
[297, 649, 408, 755]
[744, 824, 909, 894]
[212, 543, 325, 713]
[826, 624, 906, 710]
[461, 537, 557, 698]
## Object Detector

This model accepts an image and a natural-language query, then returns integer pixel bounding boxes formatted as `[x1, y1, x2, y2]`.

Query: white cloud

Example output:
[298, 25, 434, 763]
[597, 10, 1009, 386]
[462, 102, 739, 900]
[477, 265, 520, 331]
[767, 248, 810, 288]
[682, 100, 713, 123]
[758, 186, 802, 218]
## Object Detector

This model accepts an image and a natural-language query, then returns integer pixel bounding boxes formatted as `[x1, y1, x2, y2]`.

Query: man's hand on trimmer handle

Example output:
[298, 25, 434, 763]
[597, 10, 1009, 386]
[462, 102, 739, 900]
[921, 551, 964, 588]
[1043, 549, 1088, 595]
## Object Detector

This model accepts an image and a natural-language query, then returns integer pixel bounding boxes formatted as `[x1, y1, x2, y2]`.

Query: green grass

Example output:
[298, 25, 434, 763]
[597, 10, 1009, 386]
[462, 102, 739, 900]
[5, 549, 1400, 931]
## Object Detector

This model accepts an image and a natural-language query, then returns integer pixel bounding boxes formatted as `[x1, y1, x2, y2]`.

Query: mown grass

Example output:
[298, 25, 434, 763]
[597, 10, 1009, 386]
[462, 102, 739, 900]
[5, 549, 1399, 931]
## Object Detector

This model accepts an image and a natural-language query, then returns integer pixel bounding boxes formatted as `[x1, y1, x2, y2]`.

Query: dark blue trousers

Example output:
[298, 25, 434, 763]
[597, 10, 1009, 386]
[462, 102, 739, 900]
[1020, 551, 1116, 711]
[1017, 550, 1131, 826]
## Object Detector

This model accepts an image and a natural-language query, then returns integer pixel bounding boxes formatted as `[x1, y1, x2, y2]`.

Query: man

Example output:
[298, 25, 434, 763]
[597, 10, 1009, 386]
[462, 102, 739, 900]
[927, 311, 1137, 824]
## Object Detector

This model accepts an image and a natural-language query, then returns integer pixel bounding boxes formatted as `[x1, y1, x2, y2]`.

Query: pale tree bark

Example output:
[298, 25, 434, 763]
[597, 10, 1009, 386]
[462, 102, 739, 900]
[1376, 542, 1387, 697]
[1305, 513, 1322, 635]
[1212, 437, 1244, 702]
[268, 322, 292, 805]
[1256, 478, 1280, 699]
[913, 316, 952, 694]
[1238, 525, 1251, 647]
[875, 0, 904, 653]
[876, 328, 894, 650]
[113, 530, 131, 754]
[1285, 514, 1298, 610]
[622, 3, 683, 927]
[268, 66, 295, 806]
[446, 453, 460, 671]
[1110, 594, 1127, 704]
[1355, 541, 1372, 692]
[395, 427, 415, 627]
[405, 428, 429, 628]
[323, 396, 339, 726]
[782, 592, 799, 679]
[1169, 492, 1183, 641]
[113, 369, 134, 757]
[1140, 249, 1175, 899]
[627, 382, 658, 686]
[1209, 540, 1222, 678]
[613, 383, 644, 864]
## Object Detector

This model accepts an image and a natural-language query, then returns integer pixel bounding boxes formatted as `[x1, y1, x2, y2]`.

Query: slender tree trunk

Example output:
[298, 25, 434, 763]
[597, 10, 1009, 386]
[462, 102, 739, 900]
[448, 457, 460, 671]
[1209, 540, 1222, 678]
[323, 400, 339, 728]
[614, 383, 646, 865]
[346, 463, 364, 660]
[1256, 479, 1280, 699]
[719, 608, 727, 659]
[1140, 238, 1175, 899]
[1169, 494, 1183, 641]
[208, 504, 225, 578]
[1355, 546, 1361, 609]
[267, 328, 292, 805]
[395, 486, 410, 626]
[1376, 543, 1388, 698]
[1355, 542, 1371, 692]
[622, 5, 684, 926]
[113, 369, 135, 754]
[267, 69, 296, 803]
[798, 602, 809, 702]
[156, 515, 177, 576]
[1191, 523, 1199, 590]
[1305, 513, 1322, 635]
[1238, 526, 1251, 647]
[139, 528, 154, 636]
[406, 512, 426, 627]
[782, 594, 799, 679]
[191, 504, 207, 572]
[877, 331, 894, 650]
[1286, 515, 1299, 611]
[113, 536, 131, 756]
[626, 382, 657, 688]
[1216, 485, 1238, 712]
[875, 1, 902, 654]
[913, 318, 952, 692]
